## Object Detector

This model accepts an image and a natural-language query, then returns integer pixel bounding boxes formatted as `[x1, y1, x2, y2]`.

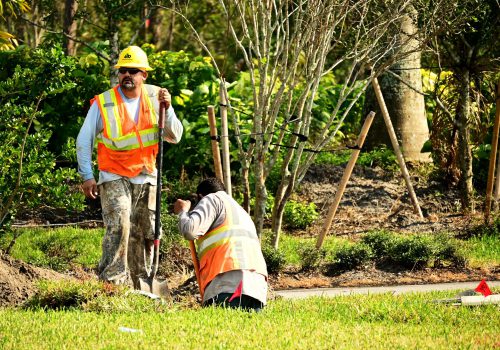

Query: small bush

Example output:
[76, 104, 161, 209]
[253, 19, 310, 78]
[159, 213, 182, 252]
[261, 245, 287, 274]
[358, 146, 398, 171]
[361, 230, 394, 259]
[328, 243, 373, 272]
[299, 245, 327, 271]
[433, 233, 467, 268]
[388, 235, 434, 268]
[283, 200, 319, 229]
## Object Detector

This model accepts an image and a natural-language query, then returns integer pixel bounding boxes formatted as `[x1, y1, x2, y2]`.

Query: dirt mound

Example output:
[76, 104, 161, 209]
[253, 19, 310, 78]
[0, 254, 71, 307]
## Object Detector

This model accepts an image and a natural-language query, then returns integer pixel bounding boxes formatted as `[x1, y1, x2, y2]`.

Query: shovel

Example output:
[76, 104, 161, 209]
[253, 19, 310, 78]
[139, 101, 170, 298]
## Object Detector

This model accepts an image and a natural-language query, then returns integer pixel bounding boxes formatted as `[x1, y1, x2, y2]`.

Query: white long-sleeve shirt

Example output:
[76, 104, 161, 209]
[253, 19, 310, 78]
[76, 86, 183, 184]
[178, 191, 268, 304]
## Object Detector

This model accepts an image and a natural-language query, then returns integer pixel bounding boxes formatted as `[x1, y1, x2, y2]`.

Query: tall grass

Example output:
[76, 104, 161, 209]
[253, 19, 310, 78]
[0, 227, 103, 270]
[467, 234, 500, 268]
[0, 291, 498, 349]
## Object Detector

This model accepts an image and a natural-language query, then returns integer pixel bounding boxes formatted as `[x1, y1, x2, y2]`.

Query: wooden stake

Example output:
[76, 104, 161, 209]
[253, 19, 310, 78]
[371, 76, 424, 219]
[316, 111, 376, 249]
[484, 83, 500, 223]
[491, 83, 500, 215]
[207, 105, 224, 181]
[219, 81, 232, 196]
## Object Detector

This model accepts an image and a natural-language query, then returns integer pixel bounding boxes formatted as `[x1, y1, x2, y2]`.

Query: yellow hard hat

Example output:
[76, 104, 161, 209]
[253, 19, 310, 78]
[114, 46, 152, 71]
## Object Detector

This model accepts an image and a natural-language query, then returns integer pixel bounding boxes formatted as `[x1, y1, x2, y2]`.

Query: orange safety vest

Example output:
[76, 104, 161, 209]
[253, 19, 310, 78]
[93, 84, 160, 177]
[196, 193, 268, 293]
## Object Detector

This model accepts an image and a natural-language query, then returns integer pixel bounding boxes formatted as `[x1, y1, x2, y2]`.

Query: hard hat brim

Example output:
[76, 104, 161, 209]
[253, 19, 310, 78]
[114, 63, 153, 71]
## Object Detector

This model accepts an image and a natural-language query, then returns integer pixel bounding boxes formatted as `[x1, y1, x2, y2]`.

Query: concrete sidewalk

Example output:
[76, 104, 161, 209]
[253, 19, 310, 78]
[275, 281, 500, 299]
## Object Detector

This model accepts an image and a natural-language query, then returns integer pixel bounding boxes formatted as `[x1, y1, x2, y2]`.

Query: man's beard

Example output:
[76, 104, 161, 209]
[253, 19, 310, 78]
[120, 79, 135, 90]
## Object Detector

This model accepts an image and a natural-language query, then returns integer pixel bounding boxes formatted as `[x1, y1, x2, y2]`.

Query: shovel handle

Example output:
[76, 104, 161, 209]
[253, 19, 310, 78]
[149, 102, 167, 280]
[189, 241, 203, 300]
[154, 102, 167, 241]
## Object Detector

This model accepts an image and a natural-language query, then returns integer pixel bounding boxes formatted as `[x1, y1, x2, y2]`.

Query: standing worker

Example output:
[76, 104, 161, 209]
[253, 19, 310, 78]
[76, 46, 183, 288]
[174, 177, 268, 311]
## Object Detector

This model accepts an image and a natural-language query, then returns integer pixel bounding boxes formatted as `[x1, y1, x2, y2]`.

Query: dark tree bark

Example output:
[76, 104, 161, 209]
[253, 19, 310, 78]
[456, 69, 474, 212]
[63, 0, 78, 55]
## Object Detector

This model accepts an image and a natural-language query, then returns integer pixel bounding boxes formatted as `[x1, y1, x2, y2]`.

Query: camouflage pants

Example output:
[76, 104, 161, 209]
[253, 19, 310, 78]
[98, 179, 161, 288]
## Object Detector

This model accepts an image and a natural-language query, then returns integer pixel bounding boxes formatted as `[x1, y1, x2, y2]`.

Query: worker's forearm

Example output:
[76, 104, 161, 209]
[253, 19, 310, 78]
[178, 196, 220, 241]
[178, 211, 203, 241]
[76, 103, 101, 181]
[163, 106, 183, 143]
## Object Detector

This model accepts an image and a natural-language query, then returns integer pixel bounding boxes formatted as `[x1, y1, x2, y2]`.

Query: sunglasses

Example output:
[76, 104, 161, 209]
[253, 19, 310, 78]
[118, 68, 143, 75]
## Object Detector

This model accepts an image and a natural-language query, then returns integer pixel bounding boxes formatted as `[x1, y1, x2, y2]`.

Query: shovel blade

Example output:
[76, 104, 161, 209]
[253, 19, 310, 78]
[139, 277, 170, 299]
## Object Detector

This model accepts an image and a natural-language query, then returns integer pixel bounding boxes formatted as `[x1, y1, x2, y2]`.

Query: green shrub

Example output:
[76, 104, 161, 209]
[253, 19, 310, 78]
[358, 146, 398, 171]
[313, 150, 352, 166]
[299, 245, 327, 271]
[433, 233, 467, 268]
[361, 230, 395, 259]
[147, 48, 219, 178]
[261, 245, 287, 274]
[0, 45, 101, 230]
[388, 235, 434, 268]
[283, 200, 319, 229]
[159, 213, 182, 252]
[328, 243, 374, 272]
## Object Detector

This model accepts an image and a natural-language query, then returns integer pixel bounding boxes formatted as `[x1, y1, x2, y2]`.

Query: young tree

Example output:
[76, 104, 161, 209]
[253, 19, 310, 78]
[207, 0, 460, 247]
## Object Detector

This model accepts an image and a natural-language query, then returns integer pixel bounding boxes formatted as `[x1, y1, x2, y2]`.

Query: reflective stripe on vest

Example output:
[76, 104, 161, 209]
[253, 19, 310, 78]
[197, 193, 240, 259]
[96, 127, 159, 150]
[196, 193, 268, 292]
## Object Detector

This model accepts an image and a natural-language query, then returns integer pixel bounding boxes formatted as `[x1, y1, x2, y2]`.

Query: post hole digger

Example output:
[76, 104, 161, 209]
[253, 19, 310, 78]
[138, 101, 170, 299]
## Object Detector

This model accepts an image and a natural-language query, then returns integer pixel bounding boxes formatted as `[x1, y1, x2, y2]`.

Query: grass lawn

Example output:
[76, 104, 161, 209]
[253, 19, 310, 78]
[0, 291, 498, 349]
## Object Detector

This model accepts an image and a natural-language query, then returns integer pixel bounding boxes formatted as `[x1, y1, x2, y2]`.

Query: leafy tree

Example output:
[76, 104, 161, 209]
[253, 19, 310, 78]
[0, 0, 30, 50]
[146, 46, 220, 177]
[0, 45, 89, 230]
[428, 0, 500, 212]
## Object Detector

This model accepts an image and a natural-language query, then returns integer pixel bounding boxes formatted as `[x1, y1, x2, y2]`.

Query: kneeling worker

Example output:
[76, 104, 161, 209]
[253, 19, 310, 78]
[174, 177, 268, 311]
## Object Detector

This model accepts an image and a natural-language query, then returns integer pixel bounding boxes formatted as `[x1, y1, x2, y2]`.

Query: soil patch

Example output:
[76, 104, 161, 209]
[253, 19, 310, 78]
[0, 254, 72, 307]
[298, 164, 469, 236]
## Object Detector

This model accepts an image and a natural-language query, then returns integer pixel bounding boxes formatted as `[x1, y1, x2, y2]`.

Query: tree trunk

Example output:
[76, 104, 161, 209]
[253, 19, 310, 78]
[365, 11, 431, 162]
[108, 18, 120, 87]
[241, 166, 251, 213]
[271, 175, 289, 249]
[456, 69, 474, 212]
[253, 149, 266, 237]
[63, 0, 78, 55]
